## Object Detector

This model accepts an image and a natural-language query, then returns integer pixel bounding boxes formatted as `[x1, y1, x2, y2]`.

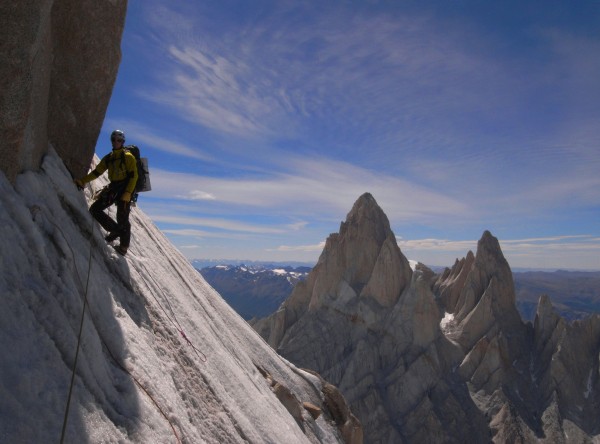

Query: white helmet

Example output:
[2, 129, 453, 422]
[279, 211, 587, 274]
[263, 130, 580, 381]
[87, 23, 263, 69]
[110, 129, 125, 143]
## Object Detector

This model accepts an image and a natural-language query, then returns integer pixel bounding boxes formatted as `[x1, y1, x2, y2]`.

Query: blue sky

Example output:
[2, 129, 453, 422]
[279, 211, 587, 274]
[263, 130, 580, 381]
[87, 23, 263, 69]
[97, 0, 600, 270]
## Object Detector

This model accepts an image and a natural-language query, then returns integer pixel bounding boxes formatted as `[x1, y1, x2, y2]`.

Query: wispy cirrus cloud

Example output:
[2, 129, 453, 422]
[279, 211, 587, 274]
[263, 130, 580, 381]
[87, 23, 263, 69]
[158, 46, 276, 136]
[162, 229, 258, 241]
[136, 2, 600, 197]
[136, 1, 510, 145]
[397, 238, 478, 253]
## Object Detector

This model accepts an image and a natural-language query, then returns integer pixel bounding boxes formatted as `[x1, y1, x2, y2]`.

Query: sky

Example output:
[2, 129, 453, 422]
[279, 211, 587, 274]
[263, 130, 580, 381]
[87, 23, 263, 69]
[97, 0, 600, 270]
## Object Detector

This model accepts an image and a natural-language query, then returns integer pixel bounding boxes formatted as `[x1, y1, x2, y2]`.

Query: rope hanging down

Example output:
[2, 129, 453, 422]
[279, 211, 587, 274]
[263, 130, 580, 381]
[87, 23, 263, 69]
[30, 205, 181, 444]
[60, 215, 94, 444]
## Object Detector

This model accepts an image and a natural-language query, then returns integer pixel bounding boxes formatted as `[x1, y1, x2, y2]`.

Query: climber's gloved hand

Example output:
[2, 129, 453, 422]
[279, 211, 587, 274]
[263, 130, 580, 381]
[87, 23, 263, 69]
[74, 179, 84, 190]
[121, 191, 132, 203]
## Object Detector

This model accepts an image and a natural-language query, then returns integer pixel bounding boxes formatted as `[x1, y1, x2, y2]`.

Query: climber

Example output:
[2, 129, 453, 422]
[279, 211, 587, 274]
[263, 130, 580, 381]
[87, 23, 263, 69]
[74, 129, 138, 256]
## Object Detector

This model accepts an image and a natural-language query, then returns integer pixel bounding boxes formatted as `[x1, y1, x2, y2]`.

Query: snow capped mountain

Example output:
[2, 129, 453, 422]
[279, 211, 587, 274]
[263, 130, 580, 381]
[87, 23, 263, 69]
[0, 150, 357, 443]
[198, 265, 310, 320]
[191, 259, 314, 270]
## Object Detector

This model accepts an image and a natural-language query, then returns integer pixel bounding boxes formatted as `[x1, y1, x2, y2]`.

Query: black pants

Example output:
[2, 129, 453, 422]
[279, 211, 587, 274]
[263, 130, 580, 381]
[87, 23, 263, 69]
[90, 193, 132, 248]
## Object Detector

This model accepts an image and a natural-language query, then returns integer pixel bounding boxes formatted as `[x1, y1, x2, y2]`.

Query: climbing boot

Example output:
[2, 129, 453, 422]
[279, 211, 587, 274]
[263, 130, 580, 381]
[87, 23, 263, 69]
[105, 231, 119, 243]
[113, 245, 128, 256]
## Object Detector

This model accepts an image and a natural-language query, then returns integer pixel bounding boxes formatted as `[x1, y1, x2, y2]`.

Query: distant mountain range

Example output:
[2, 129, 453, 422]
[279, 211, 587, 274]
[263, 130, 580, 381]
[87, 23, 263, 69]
[197, 264, 311, 320]
[514, 270, 600, 321]
[196, 263, 600, 322]
[191, 259, 314, 269]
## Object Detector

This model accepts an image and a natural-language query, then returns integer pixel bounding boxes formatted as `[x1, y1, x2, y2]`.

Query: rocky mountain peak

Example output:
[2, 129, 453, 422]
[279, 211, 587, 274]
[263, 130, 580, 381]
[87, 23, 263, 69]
[253, 193, 412, 346]
[310, 193, 412, 312]
[340, 192, 392, 244]
[254, 197, 600, 442]
[450, 230, 517, 325]
[433, 250, 475, 311]
[474, 230, 512, 277]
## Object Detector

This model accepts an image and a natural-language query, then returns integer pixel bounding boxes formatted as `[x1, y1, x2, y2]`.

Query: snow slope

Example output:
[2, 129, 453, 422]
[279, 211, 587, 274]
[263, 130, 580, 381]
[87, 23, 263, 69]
[0, 149, 346, 444]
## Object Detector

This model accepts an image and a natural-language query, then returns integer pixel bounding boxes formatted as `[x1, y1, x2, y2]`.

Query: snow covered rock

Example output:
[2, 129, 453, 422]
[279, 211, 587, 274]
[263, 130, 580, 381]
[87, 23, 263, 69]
[0, 150, 356, 444]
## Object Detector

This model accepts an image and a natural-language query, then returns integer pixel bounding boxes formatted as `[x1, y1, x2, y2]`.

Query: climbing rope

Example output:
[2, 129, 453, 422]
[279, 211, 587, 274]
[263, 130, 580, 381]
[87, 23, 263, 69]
[30, 203, 182, 444]
[29, 205, 91, 444]
[59, 215, 94, 444]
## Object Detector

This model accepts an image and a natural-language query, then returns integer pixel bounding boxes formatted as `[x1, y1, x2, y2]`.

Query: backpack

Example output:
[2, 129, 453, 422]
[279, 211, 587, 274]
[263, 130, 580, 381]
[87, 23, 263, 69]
[125, 145, 151, 195]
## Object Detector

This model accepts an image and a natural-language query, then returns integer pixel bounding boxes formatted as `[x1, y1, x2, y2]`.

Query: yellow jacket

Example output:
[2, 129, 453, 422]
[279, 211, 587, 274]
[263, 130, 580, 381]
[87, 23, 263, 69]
[82, 148, 138, 194]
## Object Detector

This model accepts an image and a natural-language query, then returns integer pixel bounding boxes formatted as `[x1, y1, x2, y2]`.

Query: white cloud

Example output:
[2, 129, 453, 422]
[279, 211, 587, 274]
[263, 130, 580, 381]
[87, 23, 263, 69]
[500, 235, 595, 244]
[399, 235, 600, 270]
[151, 214, 290, 235]
[399, 235, 600, 252]
[186, 190, 216, 201]
[148, 156, 469, 223]
[398, 238, 477, 252]
[162, 228, 257, 241]
[269, 242, 326, 253]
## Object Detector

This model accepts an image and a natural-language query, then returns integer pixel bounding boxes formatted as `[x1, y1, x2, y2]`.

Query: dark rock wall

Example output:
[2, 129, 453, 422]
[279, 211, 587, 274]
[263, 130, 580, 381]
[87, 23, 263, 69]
[0, 0, 127, 183]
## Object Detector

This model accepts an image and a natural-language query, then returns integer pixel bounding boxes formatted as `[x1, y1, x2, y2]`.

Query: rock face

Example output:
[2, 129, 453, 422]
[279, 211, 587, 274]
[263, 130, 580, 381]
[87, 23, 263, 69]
[0, 0, 127, 182]
[255, 193, 600, 443]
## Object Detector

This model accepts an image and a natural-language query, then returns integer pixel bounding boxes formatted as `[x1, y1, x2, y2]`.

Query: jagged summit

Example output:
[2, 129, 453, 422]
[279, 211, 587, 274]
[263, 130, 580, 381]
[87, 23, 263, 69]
[456, 230, 517, 322]
[475, 230, 512, 278]
[326, 192, 412, 308]
[477, 230, 503, 264]
[341, 192, 392, 244]
[347, 192, 380, 216]
[253, 193, 413, 350]
[436, 230, 516, 324]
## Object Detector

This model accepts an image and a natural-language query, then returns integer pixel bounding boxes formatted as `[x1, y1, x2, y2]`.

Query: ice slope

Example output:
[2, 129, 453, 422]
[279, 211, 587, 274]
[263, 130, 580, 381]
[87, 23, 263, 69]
[0, 149, 344, 444]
